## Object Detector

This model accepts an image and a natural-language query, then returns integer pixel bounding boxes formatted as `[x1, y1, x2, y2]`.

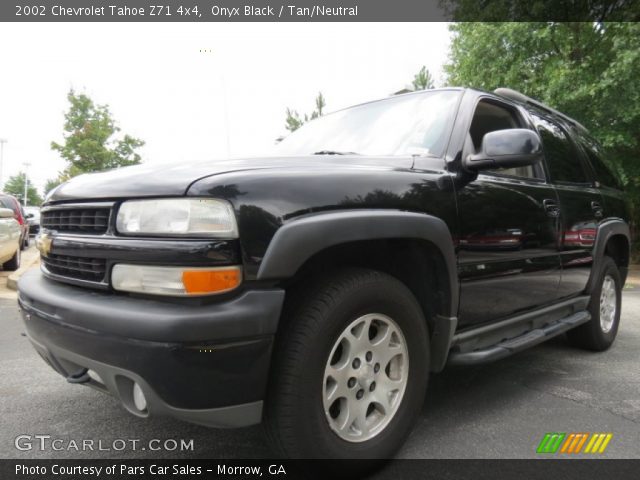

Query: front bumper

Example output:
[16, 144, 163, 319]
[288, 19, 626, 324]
[17, 269, 285, 428]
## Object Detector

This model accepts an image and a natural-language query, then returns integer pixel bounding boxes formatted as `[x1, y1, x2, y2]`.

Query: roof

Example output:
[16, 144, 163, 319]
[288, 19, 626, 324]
[493, 87, 587, 131]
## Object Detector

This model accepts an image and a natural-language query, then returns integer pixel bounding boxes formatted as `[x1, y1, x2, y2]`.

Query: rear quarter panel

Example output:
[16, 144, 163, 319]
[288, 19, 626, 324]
[599, 186, 631, 225]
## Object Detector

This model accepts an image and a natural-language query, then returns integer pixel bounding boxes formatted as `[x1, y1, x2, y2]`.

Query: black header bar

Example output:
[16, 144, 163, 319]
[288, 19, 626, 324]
[3, 459, 640, 480]
[2, 0, 640, 22]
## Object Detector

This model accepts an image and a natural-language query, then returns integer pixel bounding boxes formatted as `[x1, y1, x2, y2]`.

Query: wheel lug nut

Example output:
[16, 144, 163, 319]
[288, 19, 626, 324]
[369, 382, 376, 392]
[348, 377, 356, 388]
[356, 389, 364, 399]
[374, 363, 380, 373]
[352, 358, 361, 369]
[365, 351, 372, 362]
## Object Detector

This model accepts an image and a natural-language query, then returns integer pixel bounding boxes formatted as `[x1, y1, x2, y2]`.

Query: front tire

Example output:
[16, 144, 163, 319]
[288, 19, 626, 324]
[265, 269, 429, 460]
[567, 256, 622, 351]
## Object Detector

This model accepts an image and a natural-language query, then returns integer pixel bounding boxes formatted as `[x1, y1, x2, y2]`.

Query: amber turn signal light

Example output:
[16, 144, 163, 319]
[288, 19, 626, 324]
[112, 264, 242, 296]
[182, 267, 242, 295]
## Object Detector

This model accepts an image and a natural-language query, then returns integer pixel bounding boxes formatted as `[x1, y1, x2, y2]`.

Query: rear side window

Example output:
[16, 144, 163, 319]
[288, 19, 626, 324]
[0, 196, 14, 210]
[575, 132, 621, 189]
[531, 114, 589, 184]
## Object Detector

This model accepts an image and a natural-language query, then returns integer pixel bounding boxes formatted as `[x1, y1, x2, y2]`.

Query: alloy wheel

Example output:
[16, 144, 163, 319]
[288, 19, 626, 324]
[599, 275, 617, 333]
[322, 313, 409, 443]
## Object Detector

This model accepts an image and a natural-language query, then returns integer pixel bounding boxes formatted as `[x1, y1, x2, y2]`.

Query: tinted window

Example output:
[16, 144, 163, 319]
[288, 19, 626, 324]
[574, 131, 621, 189]
[0, 196, 15, 211]
[532, 114, 588, 184]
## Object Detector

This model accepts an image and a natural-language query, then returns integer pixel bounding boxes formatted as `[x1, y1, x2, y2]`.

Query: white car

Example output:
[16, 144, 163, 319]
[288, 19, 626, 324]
[0, 207, 21, 270]
[24, 206, 41, 235]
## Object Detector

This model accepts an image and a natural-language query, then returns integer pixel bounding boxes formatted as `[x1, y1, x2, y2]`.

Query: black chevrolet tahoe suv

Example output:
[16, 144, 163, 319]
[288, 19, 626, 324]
[19, 87, 630, 459]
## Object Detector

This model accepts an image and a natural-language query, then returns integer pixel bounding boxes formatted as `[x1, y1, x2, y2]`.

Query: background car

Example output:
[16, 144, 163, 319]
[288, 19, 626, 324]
[0, 193, 29, 249]
[24, 206, 41, 235]
[0, 206, 21, 271]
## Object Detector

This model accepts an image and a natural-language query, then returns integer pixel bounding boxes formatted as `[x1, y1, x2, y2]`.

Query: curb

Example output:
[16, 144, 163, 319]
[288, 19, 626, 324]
[7, 253, 40, 291]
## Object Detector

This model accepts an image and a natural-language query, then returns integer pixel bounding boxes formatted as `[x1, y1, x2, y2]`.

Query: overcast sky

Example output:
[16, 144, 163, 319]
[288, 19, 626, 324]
[0, 22, 451, 193]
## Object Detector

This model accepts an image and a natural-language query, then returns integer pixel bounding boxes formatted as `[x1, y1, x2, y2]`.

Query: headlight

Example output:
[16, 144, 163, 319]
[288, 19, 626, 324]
[112, 264, 242, 296]
[116, 198, 238, 237]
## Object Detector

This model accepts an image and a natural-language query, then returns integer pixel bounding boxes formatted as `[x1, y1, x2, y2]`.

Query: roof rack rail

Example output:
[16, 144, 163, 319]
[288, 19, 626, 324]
[494, 87, 586, 130]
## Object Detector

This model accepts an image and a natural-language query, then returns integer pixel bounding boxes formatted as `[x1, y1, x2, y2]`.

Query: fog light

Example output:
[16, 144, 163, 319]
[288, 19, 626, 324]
[111, 264, 242, 296]
[132, 382, 147, 412]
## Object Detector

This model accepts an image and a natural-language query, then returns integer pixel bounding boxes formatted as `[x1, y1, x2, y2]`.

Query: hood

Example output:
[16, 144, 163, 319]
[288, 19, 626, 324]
[46, 155, 425, 203]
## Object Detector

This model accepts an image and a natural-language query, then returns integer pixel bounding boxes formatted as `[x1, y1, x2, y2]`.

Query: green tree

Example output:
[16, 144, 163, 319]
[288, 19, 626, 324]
[439, 0, 637, 22]
[3, 172, 43, 206]
[394, 66, 436, 95]
[445, 22, 640, 248]
[412, 66, 435, 90]
[285, 108, 305, 133]
[51, 90, 144, 179]
[312, 92, 326, 118]
[285, 92, 326, 132]
[44, 177, 65, 195]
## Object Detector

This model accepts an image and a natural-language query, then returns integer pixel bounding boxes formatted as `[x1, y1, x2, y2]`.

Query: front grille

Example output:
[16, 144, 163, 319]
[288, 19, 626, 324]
[42, 254, 106, 283]
[41, 208, 110, 234]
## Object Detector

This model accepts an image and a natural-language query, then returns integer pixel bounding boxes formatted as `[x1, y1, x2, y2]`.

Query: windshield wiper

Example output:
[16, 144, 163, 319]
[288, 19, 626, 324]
[313, 150, 359, 155]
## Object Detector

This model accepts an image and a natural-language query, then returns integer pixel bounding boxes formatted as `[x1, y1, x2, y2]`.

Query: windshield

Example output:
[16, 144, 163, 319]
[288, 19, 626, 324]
[275, 90, 461, 157]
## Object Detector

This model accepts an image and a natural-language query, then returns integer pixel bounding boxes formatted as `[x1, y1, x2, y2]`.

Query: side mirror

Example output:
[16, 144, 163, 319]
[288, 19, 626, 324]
[0, 208, 15, 219]
[464, 128, 543, 171]
[26, 213, 34, 219]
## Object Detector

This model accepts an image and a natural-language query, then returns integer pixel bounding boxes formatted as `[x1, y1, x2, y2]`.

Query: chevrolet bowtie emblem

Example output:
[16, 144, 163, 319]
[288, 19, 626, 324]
[36, 233, 53, 258]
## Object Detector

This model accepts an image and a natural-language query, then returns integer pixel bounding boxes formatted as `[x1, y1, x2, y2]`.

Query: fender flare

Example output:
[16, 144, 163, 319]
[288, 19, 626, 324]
[257, 209, 458, 312]
[585, 219, 631, 293]
[257, 209, 459, 372]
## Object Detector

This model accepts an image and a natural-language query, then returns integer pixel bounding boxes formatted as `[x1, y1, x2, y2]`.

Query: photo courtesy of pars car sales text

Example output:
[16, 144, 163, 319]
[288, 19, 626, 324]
[1, 0, 639, 479]
[15, 464, 287, 476]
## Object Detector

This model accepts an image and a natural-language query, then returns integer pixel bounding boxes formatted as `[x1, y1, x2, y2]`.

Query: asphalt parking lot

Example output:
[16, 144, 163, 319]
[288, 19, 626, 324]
[1, 253, 639, 460]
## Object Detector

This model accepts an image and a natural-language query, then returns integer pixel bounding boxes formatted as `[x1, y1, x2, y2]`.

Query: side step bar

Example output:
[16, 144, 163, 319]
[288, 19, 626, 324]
[447, 311, 591, 366]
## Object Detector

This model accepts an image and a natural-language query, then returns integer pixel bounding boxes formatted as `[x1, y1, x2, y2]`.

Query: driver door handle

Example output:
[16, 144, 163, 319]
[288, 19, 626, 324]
[591, 201, 604, 218]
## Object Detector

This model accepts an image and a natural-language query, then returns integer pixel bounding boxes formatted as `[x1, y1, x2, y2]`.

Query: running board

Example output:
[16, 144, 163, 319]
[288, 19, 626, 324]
[447, 311, 590, 366]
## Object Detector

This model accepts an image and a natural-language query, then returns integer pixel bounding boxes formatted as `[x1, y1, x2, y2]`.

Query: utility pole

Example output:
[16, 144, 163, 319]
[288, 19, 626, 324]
[23, 162, 32, 206]
[0, 139, 6, 191]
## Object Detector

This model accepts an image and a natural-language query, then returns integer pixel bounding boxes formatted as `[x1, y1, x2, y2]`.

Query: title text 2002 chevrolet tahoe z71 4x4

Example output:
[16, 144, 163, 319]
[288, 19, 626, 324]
[19, 87, 630, 459]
